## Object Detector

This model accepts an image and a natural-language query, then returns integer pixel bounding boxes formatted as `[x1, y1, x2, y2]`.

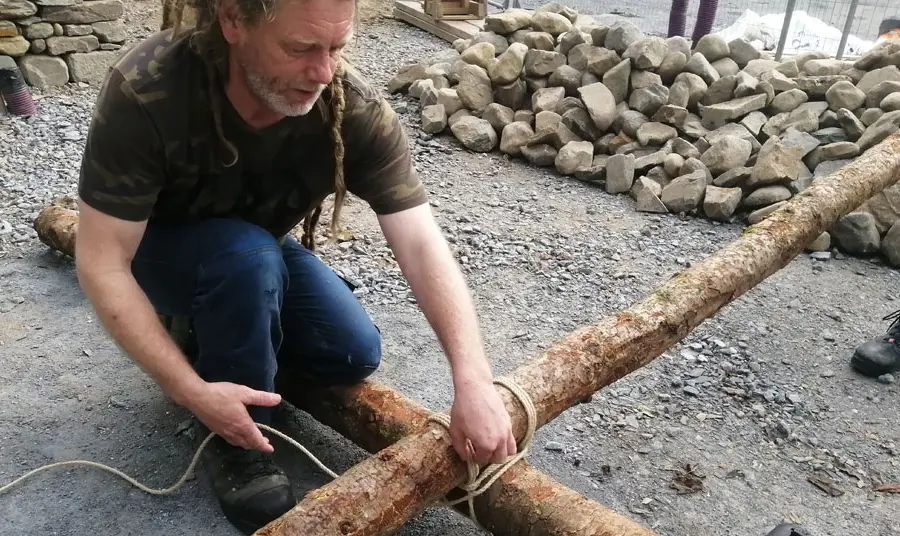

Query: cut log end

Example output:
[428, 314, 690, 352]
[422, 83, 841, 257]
[33, 204, 78, 258]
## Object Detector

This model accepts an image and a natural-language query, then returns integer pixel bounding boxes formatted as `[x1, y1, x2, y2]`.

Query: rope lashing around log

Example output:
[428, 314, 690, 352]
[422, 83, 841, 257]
[0, 377, 537, 529]
[426, 377, 538, 530]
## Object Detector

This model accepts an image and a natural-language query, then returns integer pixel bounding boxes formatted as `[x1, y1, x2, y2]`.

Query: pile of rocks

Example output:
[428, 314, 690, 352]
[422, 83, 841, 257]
[388, 4, 900, 265]
[0, 0, 126, 87]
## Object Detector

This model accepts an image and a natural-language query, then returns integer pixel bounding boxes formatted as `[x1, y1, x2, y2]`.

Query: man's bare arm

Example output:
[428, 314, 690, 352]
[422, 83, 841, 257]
[377, 203, 491, 385]
[74, 199, 279, 451]
[377, 203, 516, 464]
[75, 199, 203, 401]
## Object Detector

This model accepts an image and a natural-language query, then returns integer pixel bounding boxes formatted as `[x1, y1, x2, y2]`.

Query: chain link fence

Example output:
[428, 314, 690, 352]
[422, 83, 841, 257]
[489, 0, 898, 60]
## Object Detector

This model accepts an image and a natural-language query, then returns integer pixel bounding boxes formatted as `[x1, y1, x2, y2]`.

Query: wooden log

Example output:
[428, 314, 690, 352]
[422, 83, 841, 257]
[281, 380, 655, 536]
[33, 198, 78, 257]
[26, 201, 651, 535]
[255, 134, 900, 536]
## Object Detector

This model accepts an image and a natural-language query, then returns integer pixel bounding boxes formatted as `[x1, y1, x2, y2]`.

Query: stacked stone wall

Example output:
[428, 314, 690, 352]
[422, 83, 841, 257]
[0, 0, 126, 87]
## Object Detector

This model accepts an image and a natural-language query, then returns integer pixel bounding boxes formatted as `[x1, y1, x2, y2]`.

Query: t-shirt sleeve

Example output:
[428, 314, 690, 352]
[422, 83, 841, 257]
[341, 86, 428, 215]
[77, 68, 166, 222]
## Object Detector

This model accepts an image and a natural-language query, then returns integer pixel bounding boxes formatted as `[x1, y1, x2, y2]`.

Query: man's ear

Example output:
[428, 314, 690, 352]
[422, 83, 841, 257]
[217, 0, 243, 45]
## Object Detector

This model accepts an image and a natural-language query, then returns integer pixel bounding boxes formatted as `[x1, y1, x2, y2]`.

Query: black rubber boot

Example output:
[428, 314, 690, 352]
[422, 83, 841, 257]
[850, 309, 900, 378]
[197, 427, 297, 535]
[765, 523, 810, 536]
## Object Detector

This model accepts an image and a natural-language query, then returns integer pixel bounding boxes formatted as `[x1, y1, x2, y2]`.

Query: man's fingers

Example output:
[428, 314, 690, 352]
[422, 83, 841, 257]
[241, 423, 274, 453]
[488, 445, 507, 464]
[450, 419, 479, 463]
[241, 387, 282, 407]
[223, 430, 249, 450]
[449, 421, 470, 461]
[506, 432, 517, 457]
[470, 438, 495, 465]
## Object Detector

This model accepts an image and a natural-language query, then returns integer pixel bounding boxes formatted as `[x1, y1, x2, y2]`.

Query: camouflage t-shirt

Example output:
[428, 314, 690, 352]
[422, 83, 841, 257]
[77, 30, 427, 239]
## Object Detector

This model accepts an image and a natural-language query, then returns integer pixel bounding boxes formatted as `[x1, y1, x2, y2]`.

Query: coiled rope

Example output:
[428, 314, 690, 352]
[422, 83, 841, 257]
[0, 377, 536, 531]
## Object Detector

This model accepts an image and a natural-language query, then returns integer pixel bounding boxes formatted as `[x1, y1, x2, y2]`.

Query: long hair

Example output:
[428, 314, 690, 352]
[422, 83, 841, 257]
[162, 0, 352, 251]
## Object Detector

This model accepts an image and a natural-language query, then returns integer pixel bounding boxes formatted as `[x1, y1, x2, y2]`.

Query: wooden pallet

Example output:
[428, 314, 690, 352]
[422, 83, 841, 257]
[393, 0, 483, 43]
[424, 0, 486, 20]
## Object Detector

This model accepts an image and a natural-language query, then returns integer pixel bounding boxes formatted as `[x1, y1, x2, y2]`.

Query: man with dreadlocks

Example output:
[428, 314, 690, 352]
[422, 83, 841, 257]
[72, 0, 516, 532]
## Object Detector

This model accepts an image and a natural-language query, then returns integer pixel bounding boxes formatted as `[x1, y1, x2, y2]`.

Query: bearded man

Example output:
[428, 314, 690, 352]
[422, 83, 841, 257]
[74, 0, 516, 532]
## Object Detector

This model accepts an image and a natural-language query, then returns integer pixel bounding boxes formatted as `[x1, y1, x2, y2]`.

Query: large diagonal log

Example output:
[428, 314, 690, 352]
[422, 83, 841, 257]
[282, 380, 655, 536]
[255, 134, 900, 536]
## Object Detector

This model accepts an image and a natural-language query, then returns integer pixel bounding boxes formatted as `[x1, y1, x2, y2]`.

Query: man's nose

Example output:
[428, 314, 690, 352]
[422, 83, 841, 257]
[307, 50, 336, 85]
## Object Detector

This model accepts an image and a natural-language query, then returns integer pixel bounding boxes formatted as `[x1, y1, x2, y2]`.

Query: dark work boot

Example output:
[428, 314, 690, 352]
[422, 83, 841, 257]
[850, 309, 900, 378]
[765, 523, 810, 536]
[197, 426, 297, 534]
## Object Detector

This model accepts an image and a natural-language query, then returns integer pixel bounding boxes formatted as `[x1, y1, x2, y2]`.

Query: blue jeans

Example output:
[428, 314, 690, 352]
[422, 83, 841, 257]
[131, 218, 382, 424]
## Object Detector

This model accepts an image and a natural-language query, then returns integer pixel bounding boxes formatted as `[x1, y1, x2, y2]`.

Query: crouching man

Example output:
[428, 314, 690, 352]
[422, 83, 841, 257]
[73, 0, 515, 532]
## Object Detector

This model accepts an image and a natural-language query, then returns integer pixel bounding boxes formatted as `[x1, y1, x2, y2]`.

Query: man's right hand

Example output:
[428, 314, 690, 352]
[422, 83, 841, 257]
[183, 381, 282, 453]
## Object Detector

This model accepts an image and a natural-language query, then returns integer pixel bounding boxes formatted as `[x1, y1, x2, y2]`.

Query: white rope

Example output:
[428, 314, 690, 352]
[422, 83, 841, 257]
[427, 377, 537, 531]
[0, 423, 338, 497]
[0, 378, 537, 534]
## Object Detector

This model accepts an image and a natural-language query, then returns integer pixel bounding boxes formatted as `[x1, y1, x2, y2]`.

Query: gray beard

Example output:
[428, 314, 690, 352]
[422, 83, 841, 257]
[244, 69, 324, 117]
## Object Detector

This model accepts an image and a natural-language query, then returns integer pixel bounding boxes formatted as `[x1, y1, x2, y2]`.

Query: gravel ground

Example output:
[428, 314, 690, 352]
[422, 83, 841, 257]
[2, 2, 900, 536]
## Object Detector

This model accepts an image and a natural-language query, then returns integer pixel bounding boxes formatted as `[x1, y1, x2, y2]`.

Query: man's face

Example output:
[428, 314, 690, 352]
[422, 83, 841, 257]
[221, 0, 355, 116]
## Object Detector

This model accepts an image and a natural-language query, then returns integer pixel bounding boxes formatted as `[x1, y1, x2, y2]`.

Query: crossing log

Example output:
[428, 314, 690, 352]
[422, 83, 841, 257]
[28, 202, 654, 536]
[280, 380, 656, 536]
[254, 133, 900, 536]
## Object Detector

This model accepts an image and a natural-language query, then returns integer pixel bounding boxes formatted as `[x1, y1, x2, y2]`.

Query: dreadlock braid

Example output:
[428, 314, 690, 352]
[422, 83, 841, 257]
[299, 61, 346, 251]
[326, 60, 347, 246]
[165, 0, 355, 251]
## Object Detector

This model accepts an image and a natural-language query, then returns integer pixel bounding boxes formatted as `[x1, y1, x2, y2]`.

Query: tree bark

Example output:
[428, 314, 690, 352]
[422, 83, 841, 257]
[282, 381, 655, 536]
[256, 134, 900, 536]
[33, 202, 78, 258]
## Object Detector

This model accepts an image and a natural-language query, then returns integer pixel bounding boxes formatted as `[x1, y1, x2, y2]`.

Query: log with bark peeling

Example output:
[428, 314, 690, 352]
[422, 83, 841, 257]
[31, 206, 654, 534]
[280, 380, 655, 536]
[255, 135, 900, 536]
[33, 196, 79, 257]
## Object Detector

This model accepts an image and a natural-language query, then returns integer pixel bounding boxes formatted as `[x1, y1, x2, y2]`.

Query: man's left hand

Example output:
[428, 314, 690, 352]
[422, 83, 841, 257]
[449, 380, 517, 465]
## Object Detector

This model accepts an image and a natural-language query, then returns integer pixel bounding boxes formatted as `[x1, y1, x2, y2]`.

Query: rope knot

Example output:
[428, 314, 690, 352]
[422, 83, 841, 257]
[426, 377, 537, 530]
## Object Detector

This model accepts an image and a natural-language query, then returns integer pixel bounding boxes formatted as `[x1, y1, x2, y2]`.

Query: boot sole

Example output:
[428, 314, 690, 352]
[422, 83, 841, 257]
[765, 523, 808, 536]
[217, 487, 297, 535]
[227, 516, 264, 536]
[850, 351, 896, 378]
[221, 506, 287, 536]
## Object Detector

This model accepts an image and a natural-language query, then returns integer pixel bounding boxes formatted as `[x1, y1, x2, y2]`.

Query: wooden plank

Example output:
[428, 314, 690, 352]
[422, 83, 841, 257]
[394, 0, 480, 41]
[394, 1, 469, 41]
[399, 0, 482, 33]
[437, 13, 483, 20]
[433, 0, 485, 20]
[443, 17, 482, 34]
[393, 2, 469, 42]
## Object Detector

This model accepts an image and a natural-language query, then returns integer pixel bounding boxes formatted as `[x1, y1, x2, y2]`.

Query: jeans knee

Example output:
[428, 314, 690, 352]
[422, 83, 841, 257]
[202, 242, 288, 301]
[343, 324, 382, 382]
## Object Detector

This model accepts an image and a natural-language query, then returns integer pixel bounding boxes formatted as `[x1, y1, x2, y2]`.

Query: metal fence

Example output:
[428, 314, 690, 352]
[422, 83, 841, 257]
[489, 0, 898, 60]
